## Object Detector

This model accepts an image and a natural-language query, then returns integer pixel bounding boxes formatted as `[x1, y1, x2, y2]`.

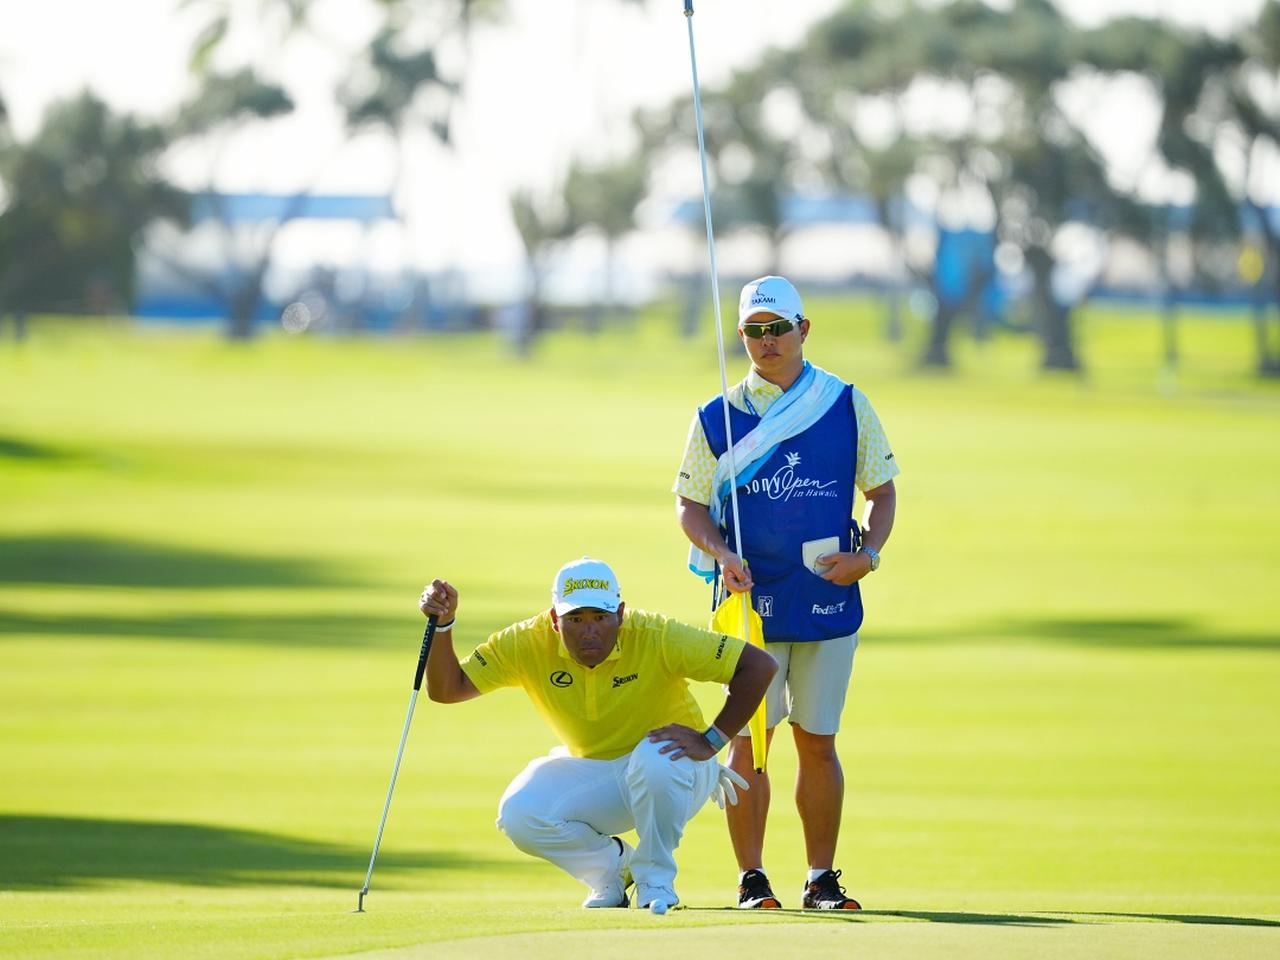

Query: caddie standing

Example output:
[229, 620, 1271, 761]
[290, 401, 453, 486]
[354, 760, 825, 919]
[673, 275, 900, 910]
[419, 557, 777, 912]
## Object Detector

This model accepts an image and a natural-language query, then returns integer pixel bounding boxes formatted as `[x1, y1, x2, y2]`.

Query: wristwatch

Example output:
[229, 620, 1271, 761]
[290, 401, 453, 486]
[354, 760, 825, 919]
[860, 546, 881, 571]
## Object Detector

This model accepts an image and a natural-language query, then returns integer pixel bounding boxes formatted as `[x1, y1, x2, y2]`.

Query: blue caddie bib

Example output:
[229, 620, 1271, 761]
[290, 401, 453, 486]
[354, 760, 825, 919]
[699, 384, 863, 642]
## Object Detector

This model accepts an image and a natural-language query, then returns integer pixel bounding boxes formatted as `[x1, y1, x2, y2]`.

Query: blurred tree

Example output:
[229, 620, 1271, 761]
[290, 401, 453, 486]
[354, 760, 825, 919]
[175, 1, 322, 338]
[785, 4, 914, 344]
[1080, 17, 1244, 374]
[797, 0, 1011, 363]
[563, 154, 649, 325]
[339, 22, 458, 331]
[1229, 0, 1280, 376]
[936, 0, 1147, 371]
[640, 57, 812, 277]
[509, 186, 577, 355]
[687, 0, 1235, 373]
[0, 93, 185, 326]
[707, 63, 810, 275]
[1093, 3, 1280, 377]
[174, 0, 668, 340]
[155, 69, 295, 340]
[0, 90, 14, 338]
[177, 0, 503, 338]
[341, 24, 456, 164]
[338, 0, 506, 327]
[997, 123, 1144, 370]
[171, 68, 294, 140]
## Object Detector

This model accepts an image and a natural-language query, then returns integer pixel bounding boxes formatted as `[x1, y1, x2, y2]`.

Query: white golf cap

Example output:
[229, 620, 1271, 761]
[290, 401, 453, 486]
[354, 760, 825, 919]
[552, 557, 622, 615]
[739, 275, 805, 326]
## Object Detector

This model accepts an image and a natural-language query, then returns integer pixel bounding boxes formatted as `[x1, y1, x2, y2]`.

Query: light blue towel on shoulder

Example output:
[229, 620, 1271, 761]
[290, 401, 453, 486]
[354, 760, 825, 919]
[689, 362, 847, 581]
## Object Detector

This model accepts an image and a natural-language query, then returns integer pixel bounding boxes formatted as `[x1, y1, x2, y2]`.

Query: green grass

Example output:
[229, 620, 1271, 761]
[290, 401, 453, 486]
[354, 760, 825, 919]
[1, 303, 1278, 958]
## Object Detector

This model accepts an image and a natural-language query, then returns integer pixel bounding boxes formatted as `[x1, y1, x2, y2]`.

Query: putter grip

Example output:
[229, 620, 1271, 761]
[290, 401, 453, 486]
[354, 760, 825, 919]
[413, 616, 438, 691]
[684, 0, 693, 14]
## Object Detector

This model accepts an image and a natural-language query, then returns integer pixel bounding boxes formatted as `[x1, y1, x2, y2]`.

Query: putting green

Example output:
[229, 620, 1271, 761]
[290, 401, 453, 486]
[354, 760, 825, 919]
[333, 916, 1280, 960]
[1, 303, 1277, 958]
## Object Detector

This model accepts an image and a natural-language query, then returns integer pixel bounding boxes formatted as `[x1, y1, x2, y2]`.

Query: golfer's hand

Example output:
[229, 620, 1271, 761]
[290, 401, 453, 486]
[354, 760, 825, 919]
[718, 553, 754, 593]
[711, 764, 750, 809]
[816, 551, 871, 586]
[419, 579, 458, 623]
[647, 724, 716, 762]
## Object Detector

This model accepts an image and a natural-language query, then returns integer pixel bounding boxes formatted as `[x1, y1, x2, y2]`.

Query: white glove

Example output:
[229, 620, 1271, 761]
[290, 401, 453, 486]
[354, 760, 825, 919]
[710, 764, 750, 810]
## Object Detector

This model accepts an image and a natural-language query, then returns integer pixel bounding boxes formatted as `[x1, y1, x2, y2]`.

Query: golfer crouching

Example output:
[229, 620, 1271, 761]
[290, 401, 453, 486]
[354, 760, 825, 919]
[419, 557, 777, 913]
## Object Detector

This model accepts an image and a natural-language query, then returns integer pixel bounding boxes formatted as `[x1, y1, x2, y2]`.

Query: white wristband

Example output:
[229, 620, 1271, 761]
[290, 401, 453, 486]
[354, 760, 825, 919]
[435, 618, 455, 632]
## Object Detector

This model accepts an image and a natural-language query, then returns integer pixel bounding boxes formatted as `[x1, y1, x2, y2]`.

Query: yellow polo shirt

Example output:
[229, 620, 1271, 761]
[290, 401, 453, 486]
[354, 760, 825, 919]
[459, 609, 745, 760]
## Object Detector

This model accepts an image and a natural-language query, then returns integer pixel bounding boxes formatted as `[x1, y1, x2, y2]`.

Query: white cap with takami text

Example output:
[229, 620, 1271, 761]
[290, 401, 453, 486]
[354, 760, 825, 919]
[739, 275, 805, 326]
[552, 557, 622, 614]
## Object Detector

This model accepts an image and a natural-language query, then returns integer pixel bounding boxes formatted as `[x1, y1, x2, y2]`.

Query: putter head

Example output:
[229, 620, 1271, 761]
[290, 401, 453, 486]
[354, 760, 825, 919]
[355, 887, 368, 913]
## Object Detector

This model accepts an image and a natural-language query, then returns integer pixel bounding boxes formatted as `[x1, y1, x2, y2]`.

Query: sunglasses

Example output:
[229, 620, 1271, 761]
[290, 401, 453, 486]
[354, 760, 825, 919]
[741, 318, 797, 339]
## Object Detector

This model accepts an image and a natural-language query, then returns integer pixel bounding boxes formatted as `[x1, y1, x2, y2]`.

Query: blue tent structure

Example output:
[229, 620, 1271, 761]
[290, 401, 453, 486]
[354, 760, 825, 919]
[137, 192, 399, 326]
[187, 194, 396, 225]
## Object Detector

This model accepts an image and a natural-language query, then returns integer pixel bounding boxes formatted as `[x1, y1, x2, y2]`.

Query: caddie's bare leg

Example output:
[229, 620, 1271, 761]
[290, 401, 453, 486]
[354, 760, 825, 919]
[792, 724, 843, 870]
[724, 729, 775, 870]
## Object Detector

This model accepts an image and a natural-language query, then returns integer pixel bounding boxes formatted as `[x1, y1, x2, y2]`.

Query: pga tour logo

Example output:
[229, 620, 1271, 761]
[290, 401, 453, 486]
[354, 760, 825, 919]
[743, 452, 838, 503]
[757, 596, 774, 617]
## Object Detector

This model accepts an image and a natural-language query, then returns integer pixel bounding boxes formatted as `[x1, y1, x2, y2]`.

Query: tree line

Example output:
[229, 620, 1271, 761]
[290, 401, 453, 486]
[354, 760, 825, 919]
[528, 0, 1280, 375]
[0, 0, 511, 339]
[1, 0, 1277, 375]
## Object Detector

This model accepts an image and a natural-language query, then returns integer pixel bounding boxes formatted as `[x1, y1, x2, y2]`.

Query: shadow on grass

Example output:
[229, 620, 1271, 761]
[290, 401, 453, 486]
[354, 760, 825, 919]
[0, 609, 409, 648]
[0, 815, 516, 891]
[686, 908, 1072, 927]
[881, 910, 1280, 928]
[884, 617, 1280, 651]
[686, 908, 1280, 927]
[0, 436, 77, 461]
[0, 534, 350, 589]
[874, 910, 1072, 926]
[1085, 912, 1280, 927]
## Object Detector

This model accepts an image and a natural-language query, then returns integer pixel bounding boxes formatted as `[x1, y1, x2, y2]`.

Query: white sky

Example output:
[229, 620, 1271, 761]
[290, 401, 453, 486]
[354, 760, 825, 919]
[0, 0, 1270, 294]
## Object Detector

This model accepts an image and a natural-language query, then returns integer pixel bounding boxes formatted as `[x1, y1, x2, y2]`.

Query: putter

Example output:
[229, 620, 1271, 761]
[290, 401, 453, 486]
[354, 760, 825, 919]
[355, 614, 438, 913]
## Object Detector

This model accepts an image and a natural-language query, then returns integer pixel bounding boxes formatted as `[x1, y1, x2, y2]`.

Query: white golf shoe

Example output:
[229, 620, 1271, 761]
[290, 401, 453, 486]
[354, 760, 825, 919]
[582, 837, 634, 908]
[636, 883, 679, 914]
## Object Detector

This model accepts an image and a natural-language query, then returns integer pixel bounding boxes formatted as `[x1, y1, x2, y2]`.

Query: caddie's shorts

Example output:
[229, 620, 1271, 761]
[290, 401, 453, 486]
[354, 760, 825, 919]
[735, 633, 858, 737]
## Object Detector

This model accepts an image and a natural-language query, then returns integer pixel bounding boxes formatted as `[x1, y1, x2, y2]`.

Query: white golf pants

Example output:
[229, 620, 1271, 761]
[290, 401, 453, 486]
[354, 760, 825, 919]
[496, 737, 720, 900]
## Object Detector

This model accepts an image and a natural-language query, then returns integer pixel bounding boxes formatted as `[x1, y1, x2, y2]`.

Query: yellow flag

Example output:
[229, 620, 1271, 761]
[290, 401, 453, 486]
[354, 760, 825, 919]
[710, 591, 768, 772]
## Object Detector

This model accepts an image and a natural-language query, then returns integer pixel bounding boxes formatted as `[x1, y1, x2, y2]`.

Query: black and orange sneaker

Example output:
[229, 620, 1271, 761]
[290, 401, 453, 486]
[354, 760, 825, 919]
[737, 869, 782, 909]
[801, 869, 861, 910]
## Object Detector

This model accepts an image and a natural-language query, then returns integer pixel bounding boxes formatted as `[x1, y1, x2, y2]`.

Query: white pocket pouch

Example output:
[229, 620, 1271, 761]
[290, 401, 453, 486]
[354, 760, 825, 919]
[802, 536, 841, 576]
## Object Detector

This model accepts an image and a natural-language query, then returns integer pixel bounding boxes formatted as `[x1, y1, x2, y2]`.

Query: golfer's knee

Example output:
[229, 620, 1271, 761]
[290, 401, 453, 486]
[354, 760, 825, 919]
[496, 791, 548, 849]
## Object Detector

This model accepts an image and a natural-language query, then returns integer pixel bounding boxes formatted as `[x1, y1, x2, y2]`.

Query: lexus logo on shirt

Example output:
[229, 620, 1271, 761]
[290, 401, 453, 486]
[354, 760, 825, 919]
[550, 670, 573, 688]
